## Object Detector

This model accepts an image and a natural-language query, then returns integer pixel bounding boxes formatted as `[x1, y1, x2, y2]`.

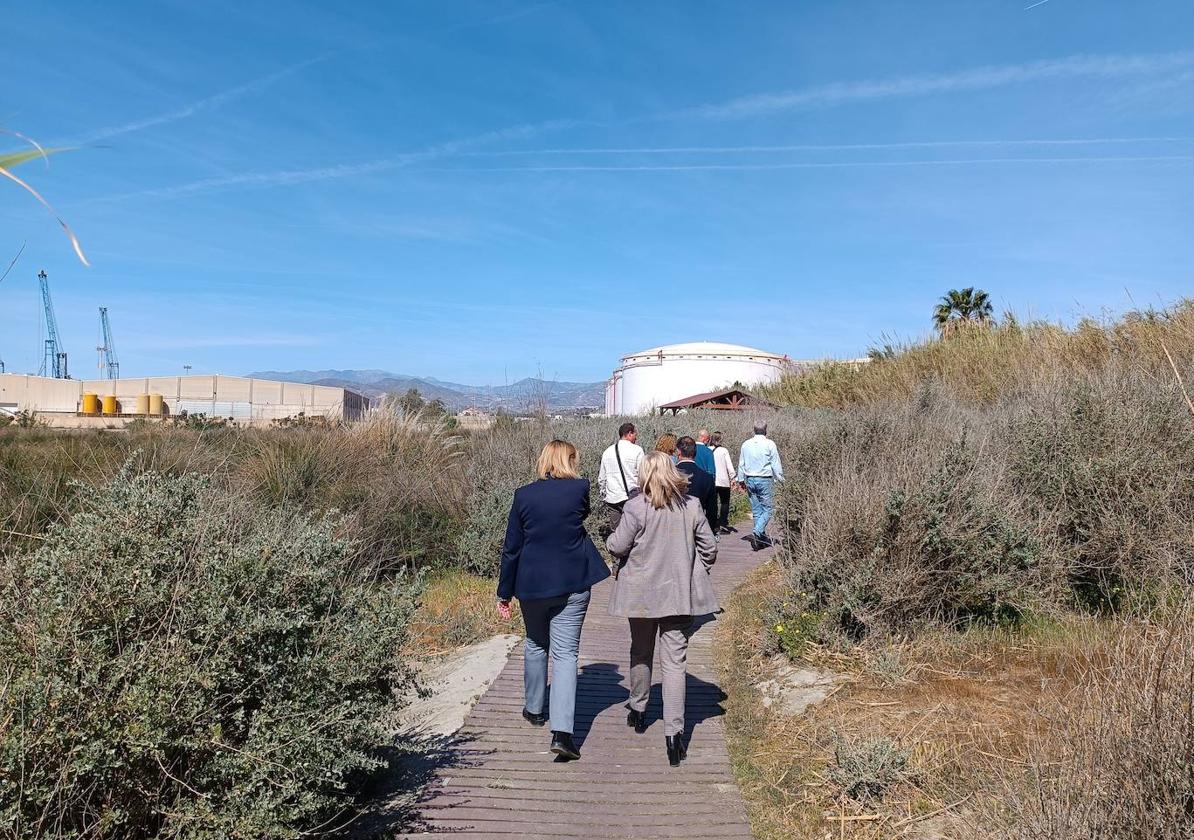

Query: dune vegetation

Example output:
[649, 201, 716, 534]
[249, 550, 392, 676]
[3, 295, 1192, 837]
[728, 297, 1194, 839]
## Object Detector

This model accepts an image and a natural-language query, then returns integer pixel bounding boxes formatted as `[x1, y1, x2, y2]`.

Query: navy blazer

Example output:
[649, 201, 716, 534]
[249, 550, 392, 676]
[677, 460, 718, 530]
[497, 477, 611, 602]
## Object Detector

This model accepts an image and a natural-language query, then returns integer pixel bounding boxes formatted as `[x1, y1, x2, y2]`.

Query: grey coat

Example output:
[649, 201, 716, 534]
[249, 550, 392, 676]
[605, 494, 719, 618]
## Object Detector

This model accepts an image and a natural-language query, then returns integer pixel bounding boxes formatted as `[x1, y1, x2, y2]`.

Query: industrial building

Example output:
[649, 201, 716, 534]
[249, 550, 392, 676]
[0, 373, 369, 427]
[604, 341, 795, 416]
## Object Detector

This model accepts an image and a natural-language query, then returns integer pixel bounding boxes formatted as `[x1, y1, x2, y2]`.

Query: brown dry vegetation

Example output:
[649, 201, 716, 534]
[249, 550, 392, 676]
[403, 570, 518, 657]
[728, 300, 1194, 840]
[719, 564, 1193, 840]
[761, 301, 1194, 410]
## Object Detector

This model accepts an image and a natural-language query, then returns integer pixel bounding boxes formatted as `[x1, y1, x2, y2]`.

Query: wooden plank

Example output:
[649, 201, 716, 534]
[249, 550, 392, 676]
[396, 533, 771, 838]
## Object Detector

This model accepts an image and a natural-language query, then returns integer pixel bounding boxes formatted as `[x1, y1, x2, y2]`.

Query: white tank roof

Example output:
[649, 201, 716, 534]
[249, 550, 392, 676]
[622, 341, 785, 360]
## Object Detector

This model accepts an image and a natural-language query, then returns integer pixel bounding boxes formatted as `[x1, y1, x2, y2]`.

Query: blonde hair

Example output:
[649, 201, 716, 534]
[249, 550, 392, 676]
[537, 439, 580, 480]
[638, 450, 689, 509]
[654, 433, 678, 455]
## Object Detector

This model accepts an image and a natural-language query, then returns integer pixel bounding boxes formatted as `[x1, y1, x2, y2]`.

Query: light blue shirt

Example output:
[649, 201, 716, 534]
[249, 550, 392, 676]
[736, 434, 784, 482]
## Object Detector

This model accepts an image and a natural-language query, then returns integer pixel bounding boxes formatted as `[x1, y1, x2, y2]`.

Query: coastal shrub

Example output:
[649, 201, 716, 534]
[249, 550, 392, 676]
[826, 732, 913, 804]
[1006, 376, 1194, 611]
[0, 464, 418, 839]
[781, 400, 1042, 636]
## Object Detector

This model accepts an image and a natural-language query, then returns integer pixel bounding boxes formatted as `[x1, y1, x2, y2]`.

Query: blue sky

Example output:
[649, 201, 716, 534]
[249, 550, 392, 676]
[1, 0, 1192, 383]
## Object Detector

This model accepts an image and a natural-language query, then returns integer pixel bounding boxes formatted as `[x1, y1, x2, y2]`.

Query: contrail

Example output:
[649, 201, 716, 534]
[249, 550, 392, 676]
[455, 137, 1193, 157]
[85, 118, 586, 202]
[681, 51, 1194, 120]
[421, 155, 1194, 173]
[68, 53, 331, 144]
[1025, 0, 1053, 9]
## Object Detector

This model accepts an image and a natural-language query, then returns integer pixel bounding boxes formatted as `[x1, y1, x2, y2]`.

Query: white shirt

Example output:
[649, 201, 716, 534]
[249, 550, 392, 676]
[598, 439, 644, 503]
[736, 434, 785, 482]
[711, 445, 736, 488]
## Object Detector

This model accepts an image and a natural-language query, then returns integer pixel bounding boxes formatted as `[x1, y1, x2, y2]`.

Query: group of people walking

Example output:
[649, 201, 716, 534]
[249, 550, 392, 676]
[496, 421, 784, 766]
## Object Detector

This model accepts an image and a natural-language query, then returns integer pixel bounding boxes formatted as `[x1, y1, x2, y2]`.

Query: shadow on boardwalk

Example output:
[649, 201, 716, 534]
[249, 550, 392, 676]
[364, 537, 768, 839]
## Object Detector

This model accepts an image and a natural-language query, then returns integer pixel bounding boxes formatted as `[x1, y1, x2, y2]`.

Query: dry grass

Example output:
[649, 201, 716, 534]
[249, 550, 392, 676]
[980, 608, 1194, 839]
[762, 302, 1194, 410]
[403, 570, 518, 658]
[717, 563, 1151, 840]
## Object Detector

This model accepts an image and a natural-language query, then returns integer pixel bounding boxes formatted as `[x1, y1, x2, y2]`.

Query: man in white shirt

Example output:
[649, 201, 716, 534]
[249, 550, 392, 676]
[736, 421, 784, 550]
[708, 431, 737, 534]
[598, 422, 644, 535]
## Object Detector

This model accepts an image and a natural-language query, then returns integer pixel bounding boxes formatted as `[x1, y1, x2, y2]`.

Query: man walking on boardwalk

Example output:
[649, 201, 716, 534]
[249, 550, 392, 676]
[694, 429, 716, 476]
[676, 435, 718, 532]
[736, 421, 784, 550]
[598, 422, 644, 535]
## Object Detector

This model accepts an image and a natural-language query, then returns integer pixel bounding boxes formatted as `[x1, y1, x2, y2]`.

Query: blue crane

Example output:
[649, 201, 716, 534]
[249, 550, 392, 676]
[37, 269, 69, 379]
[98, 307, 119, 379]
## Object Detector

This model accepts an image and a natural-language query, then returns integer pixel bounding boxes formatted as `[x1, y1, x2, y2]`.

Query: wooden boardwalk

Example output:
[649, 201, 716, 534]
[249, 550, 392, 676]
[400, 533, 771, 839]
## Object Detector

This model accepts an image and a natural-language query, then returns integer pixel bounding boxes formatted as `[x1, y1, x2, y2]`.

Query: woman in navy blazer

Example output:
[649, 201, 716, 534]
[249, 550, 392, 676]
[497, 439, 610, 761]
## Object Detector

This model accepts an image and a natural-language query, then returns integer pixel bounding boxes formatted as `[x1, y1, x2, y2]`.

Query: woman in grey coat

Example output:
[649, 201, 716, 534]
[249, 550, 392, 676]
[606, 450, 719, 766]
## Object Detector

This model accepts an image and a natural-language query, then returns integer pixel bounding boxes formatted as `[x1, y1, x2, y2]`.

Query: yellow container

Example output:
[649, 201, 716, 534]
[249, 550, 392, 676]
[148, 393, 164, 416]
[135, 394, 150, 416]
[81, 393, 100, 416]
[102, 395, 119, 416]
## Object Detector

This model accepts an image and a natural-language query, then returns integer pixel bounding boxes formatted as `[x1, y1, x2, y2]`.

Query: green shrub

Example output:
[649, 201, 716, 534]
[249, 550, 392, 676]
[763, 592, 824, 658]
[826, 732, 913, 804]
[0, 464, 418, 839]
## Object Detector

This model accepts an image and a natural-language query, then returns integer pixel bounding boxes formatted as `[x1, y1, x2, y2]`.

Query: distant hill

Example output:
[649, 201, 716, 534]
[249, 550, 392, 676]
[246, 369, 606, 413]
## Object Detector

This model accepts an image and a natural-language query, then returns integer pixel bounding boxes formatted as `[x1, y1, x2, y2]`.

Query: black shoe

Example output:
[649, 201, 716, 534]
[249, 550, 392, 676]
[627, 708, 647, 734]
[522, 708, 548, 727]
[550, 731, 581, 760]
[747, 533, 763, 551]
[665, 735, 686, 767]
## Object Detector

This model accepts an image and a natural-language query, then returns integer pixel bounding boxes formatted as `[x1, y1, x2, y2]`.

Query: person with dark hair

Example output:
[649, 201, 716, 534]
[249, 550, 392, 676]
[709, 431, 736, 533]
[598, 422, 644, 534]
[676, 436, 717, 531]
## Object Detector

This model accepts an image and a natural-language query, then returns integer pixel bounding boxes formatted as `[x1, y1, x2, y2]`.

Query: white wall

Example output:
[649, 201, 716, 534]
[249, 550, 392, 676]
[1, 374, 367, 421]
[607, 355, 786, 415]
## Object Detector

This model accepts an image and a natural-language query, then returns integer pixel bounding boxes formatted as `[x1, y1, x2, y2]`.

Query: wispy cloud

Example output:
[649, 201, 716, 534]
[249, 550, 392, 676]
[126, 332, 326, 349]
[89, 118, 585, 201]
[69, 54, 330, 144]
[455, 137, 1193, 157]
[683, 52, 1194, 120]
[427, 155, 1194, 174]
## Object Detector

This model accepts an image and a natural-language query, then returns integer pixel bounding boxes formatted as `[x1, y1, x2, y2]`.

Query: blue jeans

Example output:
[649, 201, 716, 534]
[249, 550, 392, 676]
[520, 589, 591, 734]
[744, 477, 775, 538]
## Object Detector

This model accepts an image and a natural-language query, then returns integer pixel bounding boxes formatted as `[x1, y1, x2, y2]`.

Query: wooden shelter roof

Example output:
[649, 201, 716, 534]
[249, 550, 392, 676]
[657, 387, 778, 413]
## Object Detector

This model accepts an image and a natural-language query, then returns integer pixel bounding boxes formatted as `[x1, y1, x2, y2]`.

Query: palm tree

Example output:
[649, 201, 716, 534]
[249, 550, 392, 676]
[933, 287, 993, 335]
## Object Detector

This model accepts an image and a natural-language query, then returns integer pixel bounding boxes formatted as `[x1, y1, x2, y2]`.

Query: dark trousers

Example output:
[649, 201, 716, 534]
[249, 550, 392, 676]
[714, 486, 731, 530]
[602, 500, 626, 539]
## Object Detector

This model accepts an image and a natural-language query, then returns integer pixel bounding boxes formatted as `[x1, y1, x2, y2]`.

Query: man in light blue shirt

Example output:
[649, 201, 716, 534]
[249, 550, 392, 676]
[735, 421, 784, 549]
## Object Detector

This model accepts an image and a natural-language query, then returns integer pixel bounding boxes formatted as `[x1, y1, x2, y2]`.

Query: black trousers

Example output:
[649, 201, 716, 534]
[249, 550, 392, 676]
[602, 500, 626, 539]
[714, 486, 731, 529]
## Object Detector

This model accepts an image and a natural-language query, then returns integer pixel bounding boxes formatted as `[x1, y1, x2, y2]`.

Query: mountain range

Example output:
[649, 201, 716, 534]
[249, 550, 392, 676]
[246, 369, 606, 412]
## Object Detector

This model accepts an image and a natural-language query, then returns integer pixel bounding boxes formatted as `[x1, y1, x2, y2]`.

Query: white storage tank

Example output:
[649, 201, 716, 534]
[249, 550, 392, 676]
[605, 341, 790, 415]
